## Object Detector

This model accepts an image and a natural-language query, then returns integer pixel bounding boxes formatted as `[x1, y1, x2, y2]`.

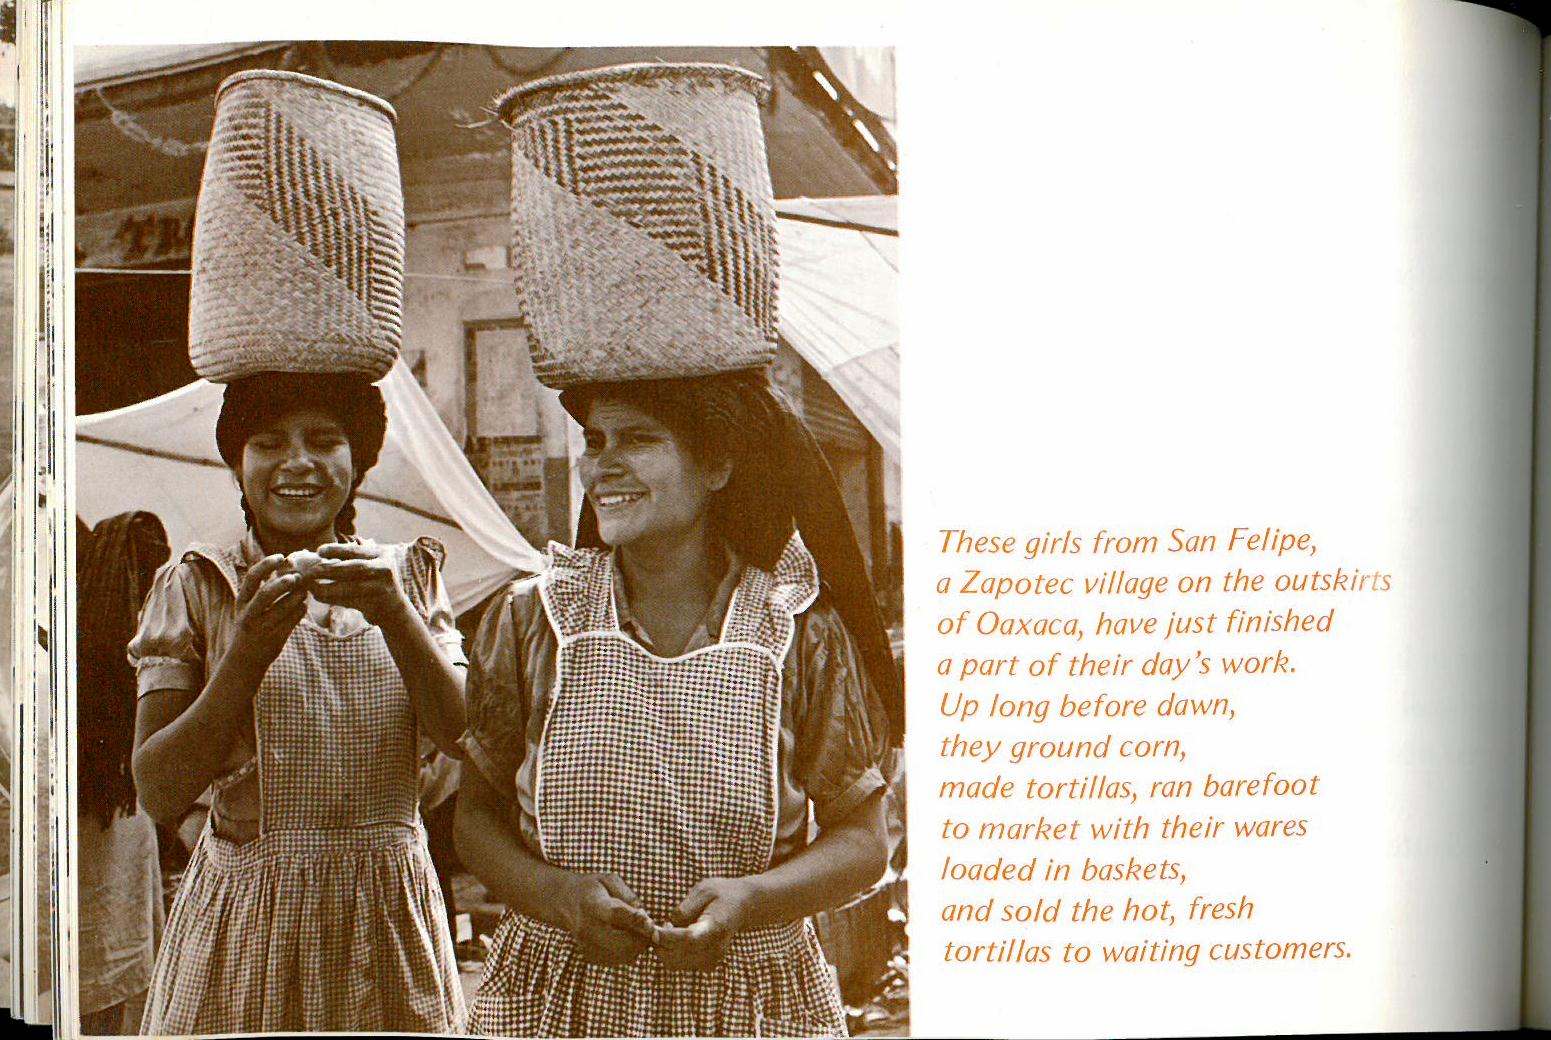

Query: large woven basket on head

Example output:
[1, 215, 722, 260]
[496, 63, 778, 389]
[188, 70, 405, 384]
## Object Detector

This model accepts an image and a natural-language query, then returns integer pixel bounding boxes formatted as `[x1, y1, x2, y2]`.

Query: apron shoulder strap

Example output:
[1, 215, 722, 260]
[181, 541, 245, 601]
[395, 536, 447, 621]
[538, 541, 615, 640]
[721, 531, 820, 659]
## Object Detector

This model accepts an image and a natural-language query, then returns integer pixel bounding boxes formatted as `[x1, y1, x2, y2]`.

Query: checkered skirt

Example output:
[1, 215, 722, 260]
[139, 541, 464, 1034]
[139, 821, 462, 1034]
[468, 534, 846, 1038]
[471, 912, 844, 1038]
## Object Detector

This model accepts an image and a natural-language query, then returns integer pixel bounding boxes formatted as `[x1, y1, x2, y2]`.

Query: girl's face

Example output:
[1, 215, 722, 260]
[240, 408, 355, 548]
[579, 397, 730, 552]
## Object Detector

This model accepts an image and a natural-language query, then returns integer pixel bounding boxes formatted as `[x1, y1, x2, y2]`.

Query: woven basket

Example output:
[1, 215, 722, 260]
[188, 70, 405, 384]
[496, 63, 778, 388]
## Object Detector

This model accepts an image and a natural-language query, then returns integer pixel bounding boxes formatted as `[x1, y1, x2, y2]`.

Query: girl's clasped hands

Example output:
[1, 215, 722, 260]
[565, 873, 756, 970]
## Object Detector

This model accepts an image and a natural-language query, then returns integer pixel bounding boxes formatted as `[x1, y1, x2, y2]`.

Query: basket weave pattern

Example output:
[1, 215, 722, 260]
[500, 65, 778, 387]
[189, 72, 405, 383]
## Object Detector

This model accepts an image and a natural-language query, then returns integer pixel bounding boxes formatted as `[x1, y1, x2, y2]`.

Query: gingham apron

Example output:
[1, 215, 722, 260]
[470, 534, 848, 1039]
[140, 542, 465, 1035]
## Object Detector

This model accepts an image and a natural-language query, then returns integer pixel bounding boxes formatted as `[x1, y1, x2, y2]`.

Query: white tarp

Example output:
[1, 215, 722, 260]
[777, 197, 899, 463]
[75, 360, 541, 614]
[816, 48, 896, 130]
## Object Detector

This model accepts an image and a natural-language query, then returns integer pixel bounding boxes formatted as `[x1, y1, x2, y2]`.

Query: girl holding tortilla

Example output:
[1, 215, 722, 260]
[127, 72, 465, 1034]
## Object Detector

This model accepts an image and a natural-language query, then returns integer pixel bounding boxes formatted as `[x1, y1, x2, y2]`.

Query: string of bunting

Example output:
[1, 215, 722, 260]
[309, 42, 448, 103]
[77, 267, 511, 285]
[94, 87, 207, 158]
[90, 47, 448, 160]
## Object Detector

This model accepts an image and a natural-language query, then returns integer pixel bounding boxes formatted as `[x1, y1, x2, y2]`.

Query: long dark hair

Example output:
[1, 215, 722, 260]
[214, 372, 388, 537]
[562, 370, 904, 743]
[78, 512, 170, 826]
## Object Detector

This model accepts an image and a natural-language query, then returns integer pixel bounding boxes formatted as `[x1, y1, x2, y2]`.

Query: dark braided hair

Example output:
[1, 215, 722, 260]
[561, 369, 904, 744]
[214, 372, 387, 538]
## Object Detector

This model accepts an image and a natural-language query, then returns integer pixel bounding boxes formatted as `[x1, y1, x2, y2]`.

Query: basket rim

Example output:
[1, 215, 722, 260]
[493, 61, 769, 124]
[532, 354, 775, 389]
[215, 69, 399, 124]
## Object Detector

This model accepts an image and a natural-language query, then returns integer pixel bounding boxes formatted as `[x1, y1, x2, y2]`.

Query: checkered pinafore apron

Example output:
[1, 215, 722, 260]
[470, 535, 848, 1038]
[140, 542, 465, 1035]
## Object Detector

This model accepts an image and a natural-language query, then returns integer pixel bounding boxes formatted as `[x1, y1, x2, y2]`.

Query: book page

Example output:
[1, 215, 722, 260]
[908, 0, 1536, 1034]
[14, 0, 43, 1023]
[0, 0, 16, 1021]
[1519, 30, 1551, 1032]
[59, 1, 1540, 1037]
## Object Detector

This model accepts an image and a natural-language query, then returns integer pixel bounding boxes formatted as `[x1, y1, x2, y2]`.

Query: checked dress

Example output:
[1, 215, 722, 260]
[469, 534, 848, 1038]
[136, 539, 465, 1035]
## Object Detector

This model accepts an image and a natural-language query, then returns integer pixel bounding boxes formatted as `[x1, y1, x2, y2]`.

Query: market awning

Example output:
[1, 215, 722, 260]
[75, 360, 541, 614]
[777, 197, 899, 463]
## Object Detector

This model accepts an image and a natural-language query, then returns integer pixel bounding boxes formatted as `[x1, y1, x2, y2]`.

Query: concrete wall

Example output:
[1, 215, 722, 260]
[403, 201, 576, 547]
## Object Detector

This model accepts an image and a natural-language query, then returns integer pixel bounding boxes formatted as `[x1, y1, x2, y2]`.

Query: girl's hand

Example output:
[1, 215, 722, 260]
[562, 872, 656, 966]
[654, 876, 756, 970]
[229, 554, 307, 669]
[307, 543, 413, 627]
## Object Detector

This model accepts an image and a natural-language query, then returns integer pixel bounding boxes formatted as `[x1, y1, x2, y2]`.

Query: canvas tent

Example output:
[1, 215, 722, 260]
[776, 196, 899, 464]
[74, 361, 541, 615]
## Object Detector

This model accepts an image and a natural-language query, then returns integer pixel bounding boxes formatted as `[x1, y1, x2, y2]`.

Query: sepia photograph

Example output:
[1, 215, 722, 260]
[0, 0, 12, 1013]
[71, 40, 901, 1037]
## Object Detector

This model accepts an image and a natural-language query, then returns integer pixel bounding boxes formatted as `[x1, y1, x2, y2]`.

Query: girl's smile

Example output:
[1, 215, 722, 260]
[579, 399, 729, 552]
[240, 408, 356, 552]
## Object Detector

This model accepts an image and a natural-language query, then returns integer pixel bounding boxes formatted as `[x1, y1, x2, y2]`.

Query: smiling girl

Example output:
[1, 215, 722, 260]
[129, 372, 466, 1034]
[456, 372, 899, 1038]
[456, 60, 902, 1037]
